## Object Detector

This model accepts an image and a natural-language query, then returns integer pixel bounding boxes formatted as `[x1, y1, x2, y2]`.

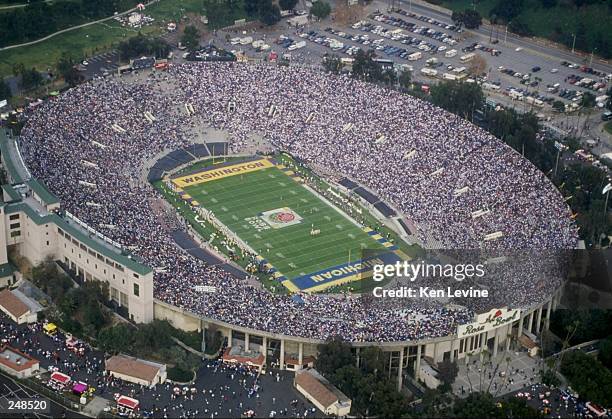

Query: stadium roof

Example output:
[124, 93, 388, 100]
[27, 178, 59, 205]
[4, 201, 152, 276]
[0, 130, 24, 184]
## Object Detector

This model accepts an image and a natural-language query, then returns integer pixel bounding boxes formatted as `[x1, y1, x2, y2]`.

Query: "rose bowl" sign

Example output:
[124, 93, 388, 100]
[456, 307, 521, 337]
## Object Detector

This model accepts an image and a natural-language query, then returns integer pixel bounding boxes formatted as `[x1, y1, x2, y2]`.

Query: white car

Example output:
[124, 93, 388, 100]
[515, 47, 523, 52]
[82, 60, 89, 66]
[550, 68, 559, 73]
[438, 45, 447, 52]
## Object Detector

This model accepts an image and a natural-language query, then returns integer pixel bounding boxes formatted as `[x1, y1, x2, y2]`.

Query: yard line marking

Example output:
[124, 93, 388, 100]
[278, 182, 286, 186]
[221, 206, 228, 212]
[348, 233, 356, 239]
[210, 197, 217, 203]
[335, 224, 343, 229]
[265, 242, 273, 249]
[324, 215, 331, 221]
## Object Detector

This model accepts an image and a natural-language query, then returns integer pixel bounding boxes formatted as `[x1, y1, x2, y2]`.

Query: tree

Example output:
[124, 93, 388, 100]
[133, 320, 174, 354]
[352, 49, 383, 82]
[490, 0, 524, 22]
[581, 91, 596, 108]
[83, 301, 106, 332]
[0, 79, 11, 101]
[260, 3, 281, 25]
[561, 350, 612, 406]
[56, 53, 81, 87]
[431, 80, 484, 121]
[451, 10, 464, 27]
[552, 100, 565, 112]
[453, 392, 497, 417]
[599, 336, 612, 370]
[204, 325, 224, 355]
[437, 359, 459, 391]
[509, 17, 533, 36]
[12, 63, 25, 78]
[181, 25, 200, 52]
[322, 54, 342, 74]
[244, 0, 260, 16]
[310, 0, 331, 20]
[59, 292, 78, 316]
[97, 323, 133, 353]
[22, 68, 43, 90]
[316, 337, 354, 377]
[279, 0, 298, 10]
[468, 53, 487, 76]
[381, 68, 397, 86]
[462, 9, 482, 29]
[398, 70, 411, 89]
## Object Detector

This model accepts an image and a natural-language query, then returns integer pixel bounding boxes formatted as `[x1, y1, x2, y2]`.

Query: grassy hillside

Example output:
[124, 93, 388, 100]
[435, 0, 612, 59]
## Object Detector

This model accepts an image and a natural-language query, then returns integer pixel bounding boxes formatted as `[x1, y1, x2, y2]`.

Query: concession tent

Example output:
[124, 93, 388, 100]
[117, 395, 140, 415]
[72, 382, 88, 395]
[49, 371, 71, 389]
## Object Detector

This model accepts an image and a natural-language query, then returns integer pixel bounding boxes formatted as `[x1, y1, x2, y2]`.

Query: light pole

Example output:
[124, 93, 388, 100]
[571, 33, 576, 54]
[589, 48, 597, 66]
[504, 24, 508, 45]
[604, 183, 612, 217]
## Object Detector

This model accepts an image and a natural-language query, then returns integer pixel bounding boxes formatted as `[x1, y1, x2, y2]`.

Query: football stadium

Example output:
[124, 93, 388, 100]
[0, 62, 577, 381]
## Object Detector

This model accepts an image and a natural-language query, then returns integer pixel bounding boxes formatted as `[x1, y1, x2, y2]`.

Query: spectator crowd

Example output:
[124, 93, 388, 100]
[17, 62, 578, 343]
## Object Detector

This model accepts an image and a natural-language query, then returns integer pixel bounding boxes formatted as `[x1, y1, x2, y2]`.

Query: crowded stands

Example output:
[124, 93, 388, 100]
[17, 63, 578, 342]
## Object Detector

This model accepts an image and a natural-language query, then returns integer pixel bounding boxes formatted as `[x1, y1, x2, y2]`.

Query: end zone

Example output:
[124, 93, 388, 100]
[172, 158, 275, 188]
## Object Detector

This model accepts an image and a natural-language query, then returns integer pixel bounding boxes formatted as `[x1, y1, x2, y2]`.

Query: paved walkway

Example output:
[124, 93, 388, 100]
[82, 395, 111, 417]
[453, 350, 542, 398]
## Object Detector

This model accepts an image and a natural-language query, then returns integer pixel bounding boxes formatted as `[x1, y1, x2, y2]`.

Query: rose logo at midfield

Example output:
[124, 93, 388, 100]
[259, 207, 303, 229]
[271, 212, 296, 223]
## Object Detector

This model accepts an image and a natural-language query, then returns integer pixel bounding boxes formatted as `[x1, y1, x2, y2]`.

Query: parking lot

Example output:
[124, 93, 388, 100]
[203, 0, 610, 141]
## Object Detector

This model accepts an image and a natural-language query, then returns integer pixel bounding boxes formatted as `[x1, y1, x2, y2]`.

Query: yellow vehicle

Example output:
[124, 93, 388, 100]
[43, 323, 58, 336]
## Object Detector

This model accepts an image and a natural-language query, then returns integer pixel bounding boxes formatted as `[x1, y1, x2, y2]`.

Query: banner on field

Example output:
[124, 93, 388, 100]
[172, 159, 274, 187]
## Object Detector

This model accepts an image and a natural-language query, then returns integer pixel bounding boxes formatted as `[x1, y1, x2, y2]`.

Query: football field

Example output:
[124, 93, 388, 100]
[173, 158, 395, 292]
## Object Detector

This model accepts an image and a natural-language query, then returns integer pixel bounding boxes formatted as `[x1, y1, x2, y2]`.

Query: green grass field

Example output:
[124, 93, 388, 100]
[182, 165, 388, 282]
[0, 0, 205, 77]
[438, 0, 611, 58]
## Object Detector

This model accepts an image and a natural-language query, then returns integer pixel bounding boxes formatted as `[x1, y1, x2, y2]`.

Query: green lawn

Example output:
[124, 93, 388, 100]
[0, 0, 205, 77]
[605, 121, 612, 135]
[438, 0, 612, 58]
[182, 165, 388, 282]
